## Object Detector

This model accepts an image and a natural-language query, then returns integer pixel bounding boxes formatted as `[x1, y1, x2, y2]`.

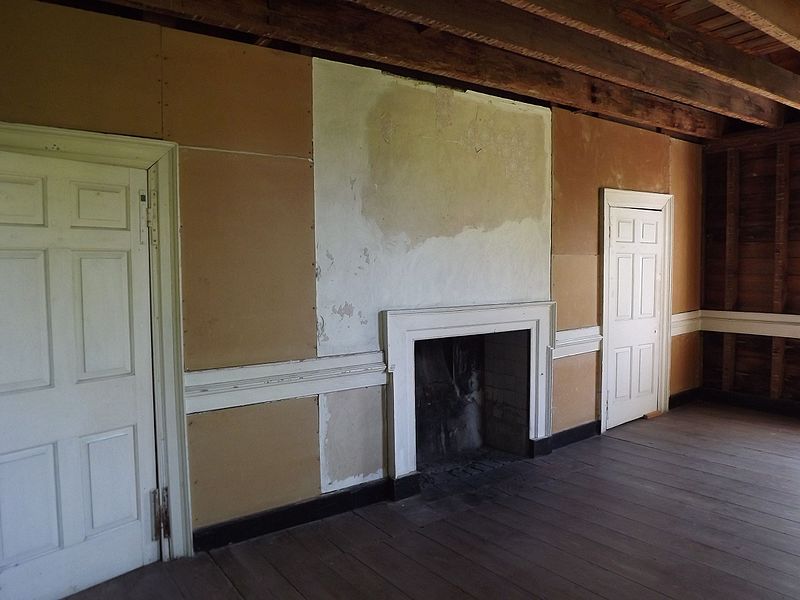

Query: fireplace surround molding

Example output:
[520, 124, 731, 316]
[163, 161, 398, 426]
[381, 301, 556, 478]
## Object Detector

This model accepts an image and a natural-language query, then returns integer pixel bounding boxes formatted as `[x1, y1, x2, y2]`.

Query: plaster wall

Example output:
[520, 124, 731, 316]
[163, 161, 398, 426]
[319, 387, 386, 493]
[313, 60, 552, 356]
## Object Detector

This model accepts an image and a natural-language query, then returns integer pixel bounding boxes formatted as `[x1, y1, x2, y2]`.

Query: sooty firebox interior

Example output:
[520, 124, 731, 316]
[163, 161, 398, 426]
[414, 330, 531, 488]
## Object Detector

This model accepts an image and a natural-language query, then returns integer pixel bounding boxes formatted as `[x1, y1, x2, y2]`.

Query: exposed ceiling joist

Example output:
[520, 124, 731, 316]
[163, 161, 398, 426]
[501, 0, 800, 111]
[707, 0, 800, 53]
[92, 0, 725, 138]
[347, 0, 782, 127]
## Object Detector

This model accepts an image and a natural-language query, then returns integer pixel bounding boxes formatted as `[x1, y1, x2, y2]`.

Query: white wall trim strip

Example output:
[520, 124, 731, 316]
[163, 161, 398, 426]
[184, 352, 387, 414]
[553, 326, 602, 359]
[701, 310, 800, 338]
[671, 310, 701, 336]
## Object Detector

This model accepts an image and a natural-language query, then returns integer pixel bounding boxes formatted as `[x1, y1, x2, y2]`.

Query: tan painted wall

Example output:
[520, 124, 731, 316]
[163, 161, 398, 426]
[670, 332, 702, 394]
[162, 29, 312, 157]
[552, 353, 599, 432]
[179, 149, 316, 370]
[0, 1, 162, 138]
[670, 139, 703, 314]
[187, 397, 320, 528]
[552, 108, 671, 258]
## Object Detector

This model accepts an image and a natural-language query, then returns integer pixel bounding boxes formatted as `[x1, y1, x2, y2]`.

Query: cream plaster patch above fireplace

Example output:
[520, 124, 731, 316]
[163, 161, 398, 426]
[313, 59, 552, 357]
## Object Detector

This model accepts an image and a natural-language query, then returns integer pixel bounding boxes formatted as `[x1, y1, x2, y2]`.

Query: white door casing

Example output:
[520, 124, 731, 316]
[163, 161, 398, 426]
[602, 189, 673, 431]
[0, 151, 158, 598]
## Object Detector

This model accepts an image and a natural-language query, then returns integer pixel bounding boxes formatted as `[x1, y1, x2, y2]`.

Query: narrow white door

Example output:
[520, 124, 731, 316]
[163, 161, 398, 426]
[0, 151, 160, 599]
[606, 206, 665, 428]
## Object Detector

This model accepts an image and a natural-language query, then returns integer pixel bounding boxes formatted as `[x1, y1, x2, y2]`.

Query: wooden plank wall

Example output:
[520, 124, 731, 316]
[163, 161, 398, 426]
[703, 132, 800, 400]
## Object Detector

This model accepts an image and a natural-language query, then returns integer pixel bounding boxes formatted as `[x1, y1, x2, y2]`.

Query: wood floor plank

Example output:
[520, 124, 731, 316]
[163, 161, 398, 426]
[528, 474, 800, 579]
[348, 539, 473, 600]
[641, 415, 800, 458]
[608, 424, 800, 479]
[322, 512, 391, 552]
[255, 532, 370, 600]
[585, 435, 800, 497]
[323, 551, 410, 600]
[165, 553, 242, 600]
[558, 438, 800, 510]
[597, 430, 800, 494]
[355, 501, 418, 537]
[569, 457, 800, 530]
[210, 541, 304, 600]
[554, 466, 800, 557]
[419, 519, 604, 600]
[500, 486, 800, 598]
[385, 529, 535, 600]
[452, 509, 669, 600]
[69, 562, 186, 600]
[484, 499, 762, 600]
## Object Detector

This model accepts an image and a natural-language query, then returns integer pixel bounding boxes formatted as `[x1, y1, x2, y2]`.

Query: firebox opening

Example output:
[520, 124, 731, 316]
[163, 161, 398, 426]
[414, 330, 531, 488]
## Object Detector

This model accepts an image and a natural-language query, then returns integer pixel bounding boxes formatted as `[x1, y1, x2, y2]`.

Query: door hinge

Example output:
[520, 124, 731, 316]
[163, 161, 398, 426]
[146, 190, 159, 249]
[151, 488, 171, 541]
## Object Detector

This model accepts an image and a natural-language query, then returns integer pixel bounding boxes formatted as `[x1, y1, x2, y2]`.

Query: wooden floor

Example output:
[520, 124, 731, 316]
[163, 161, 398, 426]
[73, 402, 800, 599]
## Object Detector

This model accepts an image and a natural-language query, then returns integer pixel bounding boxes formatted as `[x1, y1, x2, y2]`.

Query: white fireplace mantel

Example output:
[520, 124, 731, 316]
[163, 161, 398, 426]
[381, 302, 555, 478]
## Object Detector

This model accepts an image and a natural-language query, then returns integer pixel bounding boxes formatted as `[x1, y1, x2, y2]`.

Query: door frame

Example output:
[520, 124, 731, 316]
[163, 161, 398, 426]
[601, 188, 674, 433]
[0, 121, 192, 558]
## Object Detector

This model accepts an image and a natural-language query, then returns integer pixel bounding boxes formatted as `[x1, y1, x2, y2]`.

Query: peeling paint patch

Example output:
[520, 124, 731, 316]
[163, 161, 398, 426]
[332, 302, 354, 318]
[360, 81, 549, 247]
[316, 314, 329, 343]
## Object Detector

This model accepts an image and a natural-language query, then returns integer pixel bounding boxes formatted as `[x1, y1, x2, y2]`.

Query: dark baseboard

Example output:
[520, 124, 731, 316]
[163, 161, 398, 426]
[193, 478, 392, 552]
[552, 420, 601, 450]
[669, 387, 703, 410]
[391, 472, 421, 501]
[529, 436, 552, 456]
[700, 388, 800, 419]
[529, 420, 601, 456]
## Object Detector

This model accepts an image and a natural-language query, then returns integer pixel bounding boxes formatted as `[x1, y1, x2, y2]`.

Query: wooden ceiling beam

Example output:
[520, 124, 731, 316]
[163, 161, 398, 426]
[501, 0, 800, 111]
[707, 0, 800, 53]
[347, 0, 781, 127]
[90, 0, 725, 137]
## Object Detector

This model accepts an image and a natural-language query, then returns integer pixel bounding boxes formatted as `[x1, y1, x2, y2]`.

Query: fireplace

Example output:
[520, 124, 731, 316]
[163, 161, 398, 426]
[415, 331, 531, 471]
[381, 302, 555, 483]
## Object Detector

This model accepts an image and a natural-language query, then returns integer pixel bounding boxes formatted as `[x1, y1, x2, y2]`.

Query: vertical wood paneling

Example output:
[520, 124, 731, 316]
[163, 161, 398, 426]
[724, 150, 740, 311]
[771, 144, 790, 399]
[721, 150, 739, 391]
[704, 134, 800, 402]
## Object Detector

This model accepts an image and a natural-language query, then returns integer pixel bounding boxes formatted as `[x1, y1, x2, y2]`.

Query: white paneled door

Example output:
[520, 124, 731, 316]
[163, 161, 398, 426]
[606, 206, 665, 428]
[0, 151, 159, 599]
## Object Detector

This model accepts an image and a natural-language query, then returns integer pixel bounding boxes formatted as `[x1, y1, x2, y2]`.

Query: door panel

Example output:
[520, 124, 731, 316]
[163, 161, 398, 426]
[606, 206, 664, 428]
[0, 250, 51, 393]
[0, 151, 159, 600]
